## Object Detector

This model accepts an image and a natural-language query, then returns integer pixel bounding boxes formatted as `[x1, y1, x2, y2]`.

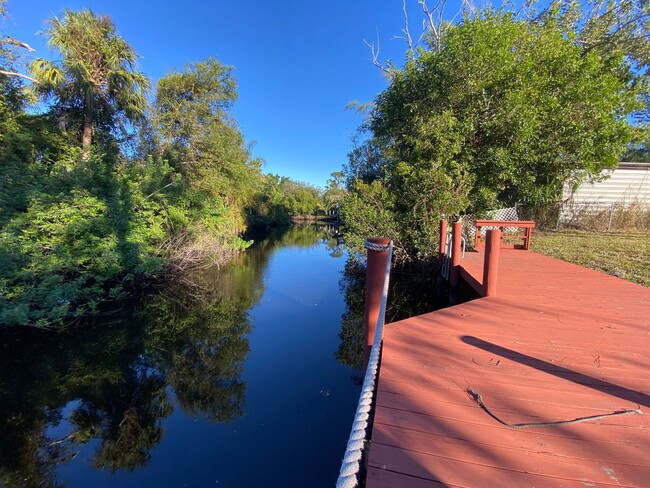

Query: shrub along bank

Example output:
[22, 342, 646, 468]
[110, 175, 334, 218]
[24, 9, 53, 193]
[0, 8, 322, 327]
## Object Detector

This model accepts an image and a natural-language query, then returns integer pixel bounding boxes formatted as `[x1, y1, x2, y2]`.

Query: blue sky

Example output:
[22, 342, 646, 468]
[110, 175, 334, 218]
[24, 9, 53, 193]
[3, 0, 453, 188]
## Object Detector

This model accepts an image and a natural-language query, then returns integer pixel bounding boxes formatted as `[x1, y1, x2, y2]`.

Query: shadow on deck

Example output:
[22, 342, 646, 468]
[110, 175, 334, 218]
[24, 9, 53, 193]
[367, 244, 650, 487]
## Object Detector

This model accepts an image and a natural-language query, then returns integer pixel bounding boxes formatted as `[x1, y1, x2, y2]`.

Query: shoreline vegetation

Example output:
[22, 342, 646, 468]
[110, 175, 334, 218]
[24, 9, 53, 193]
[0, 7, 345, 329]
[3, 1, 649, 328]
[339, 1, 648, 267]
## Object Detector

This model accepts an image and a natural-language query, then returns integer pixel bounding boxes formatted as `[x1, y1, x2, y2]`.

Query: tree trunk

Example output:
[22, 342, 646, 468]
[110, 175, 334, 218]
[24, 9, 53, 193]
[81, 92, 93, 158]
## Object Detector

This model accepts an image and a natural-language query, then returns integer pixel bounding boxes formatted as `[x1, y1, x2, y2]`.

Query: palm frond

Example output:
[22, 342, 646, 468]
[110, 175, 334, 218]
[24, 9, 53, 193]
[32, 8, 149, 147]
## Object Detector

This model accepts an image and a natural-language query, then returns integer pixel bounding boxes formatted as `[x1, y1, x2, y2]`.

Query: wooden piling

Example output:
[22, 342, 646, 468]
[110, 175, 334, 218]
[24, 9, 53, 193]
[449, 221, 463, 305]
[483, 228, 502, 296]
[438, 219, 448, 260]
[436, 219, 449, 302]
[363, 237, 391, 371]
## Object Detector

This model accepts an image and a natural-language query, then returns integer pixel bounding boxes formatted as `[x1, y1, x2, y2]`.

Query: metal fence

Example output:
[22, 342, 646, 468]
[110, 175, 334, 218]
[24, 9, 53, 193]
[459, 201, 650, 238]
[517, 201, 650, 232]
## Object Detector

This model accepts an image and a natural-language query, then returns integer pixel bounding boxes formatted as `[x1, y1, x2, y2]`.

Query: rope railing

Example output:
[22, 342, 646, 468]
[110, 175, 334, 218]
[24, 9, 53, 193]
[335, 239, 393, 488]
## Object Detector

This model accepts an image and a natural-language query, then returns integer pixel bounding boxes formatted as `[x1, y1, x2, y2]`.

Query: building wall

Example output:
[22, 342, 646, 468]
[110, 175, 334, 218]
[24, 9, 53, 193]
[566, 162, 650, 208]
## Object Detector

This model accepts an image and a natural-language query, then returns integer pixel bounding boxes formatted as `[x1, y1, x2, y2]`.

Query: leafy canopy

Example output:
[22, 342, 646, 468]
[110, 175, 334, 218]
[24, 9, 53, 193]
[30, 9, 148, 150]
[154, 58, 262, 218]
[342, 8, 643, 262]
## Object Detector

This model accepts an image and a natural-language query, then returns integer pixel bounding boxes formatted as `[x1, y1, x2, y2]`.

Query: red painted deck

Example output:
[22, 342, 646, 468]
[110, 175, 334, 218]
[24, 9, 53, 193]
[367, 249, 650, 487]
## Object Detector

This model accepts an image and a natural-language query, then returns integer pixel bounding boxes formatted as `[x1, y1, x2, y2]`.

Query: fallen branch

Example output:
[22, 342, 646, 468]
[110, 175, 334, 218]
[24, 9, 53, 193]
[467, 387, 642, 429]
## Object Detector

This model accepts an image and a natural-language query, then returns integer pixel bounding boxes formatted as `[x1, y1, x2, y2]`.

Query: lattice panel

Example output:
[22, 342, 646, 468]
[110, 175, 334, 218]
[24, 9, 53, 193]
[461, 207, 521, 246]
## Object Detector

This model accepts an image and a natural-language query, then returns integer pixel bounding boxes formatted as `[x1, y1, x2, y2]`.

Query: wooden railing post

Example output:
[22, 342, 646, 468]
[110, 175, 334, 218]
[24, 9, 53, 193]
[363, 237, 391, 371]
[474, 223, 482, 249]
[449, 221, 463, 305]
[524, 226, 533, 250]
[438, 219, 448, 260]
[483, 229, 502, 297]
[435, 219, 449, 302]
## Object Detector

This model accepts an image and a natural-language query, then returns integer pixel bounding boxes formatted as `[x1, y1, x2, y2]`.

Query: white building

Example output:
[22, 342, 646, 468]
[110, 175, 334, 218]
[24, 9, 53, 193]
[559, 162, 650, 227]
[565, 162, 650, 208]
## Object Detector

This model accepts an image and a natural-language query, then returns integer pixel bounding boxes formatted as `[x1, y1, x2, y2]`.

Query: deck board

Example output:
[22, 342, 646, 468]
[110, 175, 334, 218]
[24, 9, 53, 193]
[367, 249, 650, 487]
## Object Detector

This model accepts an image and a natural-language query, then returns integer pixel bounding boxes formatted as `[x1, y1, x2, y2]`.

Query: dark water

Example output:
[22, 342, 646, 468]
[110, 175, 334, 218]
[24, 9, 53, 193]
[0, 226, 362, 488]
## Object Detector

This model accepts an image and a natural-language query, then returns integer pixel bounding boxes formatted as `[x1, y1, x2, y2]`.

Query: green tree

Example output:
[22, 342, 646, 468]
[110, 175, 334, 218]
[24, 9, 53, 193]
[155, 58, 237, 156]
[282, 179, 322, 217]
[247, 174, 325, 226]
[246, 173, 293, 228]
[154, 58, 262, 233]
[30, 9, 148, 155]
[623, 138, 650, 161]
[322, 171, 346, 215]
[342, 9, 643, 262]
[534, 0, 649, 126]
[0, 7, 274, 328]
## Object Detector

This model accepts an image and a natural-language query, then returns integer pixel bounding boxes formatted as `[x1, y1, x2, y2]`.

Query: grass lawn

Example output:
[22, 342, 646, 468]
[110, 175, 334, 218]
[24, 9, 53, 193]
[531, 230, 650, 287]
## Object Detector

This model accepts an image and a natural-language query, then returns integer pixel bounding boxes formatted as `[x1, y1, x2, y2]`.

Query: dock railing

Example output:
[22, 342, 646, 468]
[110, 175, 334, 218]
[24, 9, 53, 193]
[474, 220, 535, 250]
[441, 218, 535, 301]
[336, 238, 393, 488]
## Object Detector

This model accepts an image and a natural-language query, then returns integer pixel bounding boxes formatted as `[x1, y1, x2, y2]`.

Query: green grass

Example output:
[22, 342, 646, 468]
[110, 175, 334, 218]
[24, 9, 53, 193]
[531, 230, 650, 287]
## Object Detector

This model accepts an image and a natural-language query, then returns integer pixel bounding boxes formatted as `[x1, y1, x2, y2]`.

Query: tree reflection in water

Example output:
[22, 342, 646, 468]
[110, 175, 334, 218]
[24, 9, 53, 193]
[69, 365, 171, 472]
[142, 261, 258, 424]
[0, 323, 156, 487]
[0, 225, 343, 488]
[336, 257, 439, 371]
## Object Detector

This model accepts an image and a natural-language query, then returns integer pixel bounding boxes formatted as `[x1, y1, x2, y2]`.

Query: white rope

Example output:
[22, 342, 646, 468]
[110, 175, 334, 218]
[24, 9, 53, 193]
[363, 240, 391, 253]
[336, 240, 393, 488]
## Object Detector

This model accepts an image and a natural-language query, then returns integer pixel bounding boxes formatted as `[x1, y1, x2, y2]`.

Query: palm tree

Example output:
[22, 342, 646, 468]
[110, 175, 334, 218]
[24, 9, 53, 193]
[30, 9, 148, 156]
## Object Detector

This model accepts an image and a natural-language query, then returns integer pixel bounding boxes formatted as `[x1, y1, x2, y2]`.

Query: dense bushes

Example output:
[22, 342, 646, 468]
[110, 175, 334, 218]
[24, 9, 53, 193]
[0, 9, 325, 327]
[341, 6, 646, 263]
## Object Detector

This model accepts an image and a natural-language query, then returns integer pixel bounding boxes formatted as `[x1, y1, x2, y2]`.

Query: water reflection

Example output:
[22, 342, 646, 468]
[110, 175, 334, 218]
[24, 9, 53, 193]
[0, 225, 344, 488]
[70, 365, 171, 472]
[0, 323, 158, 487]
[336, 258, 439, 370]
[141, 257, 260, 424]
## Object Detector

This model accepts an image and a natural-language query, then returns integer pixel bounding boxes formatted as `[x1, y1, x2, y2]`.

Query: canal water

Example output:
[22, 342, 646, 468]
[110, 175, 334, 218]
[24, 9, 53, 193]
[0, 226, 362, 488]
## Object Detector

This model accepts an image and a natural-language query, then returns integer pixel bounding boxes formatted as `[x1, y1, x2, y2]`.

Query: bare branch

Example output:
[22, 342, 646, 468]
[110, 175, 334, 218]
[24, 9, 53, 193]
[143, 181, 175, 201]
[46, 432, 77, 448]
[516, 0, 538, 21]
[461, 0, 476, 15]
[363, 30, 394, 78]
[0, 70, 38, 83]
[418, 0, 450, 52]
[367, 0, 475, 72]
[2, 36, 35, 52]
[533, 0, 566, 22]
[402, 0, 415, 56]
[418, 0, 440, 45]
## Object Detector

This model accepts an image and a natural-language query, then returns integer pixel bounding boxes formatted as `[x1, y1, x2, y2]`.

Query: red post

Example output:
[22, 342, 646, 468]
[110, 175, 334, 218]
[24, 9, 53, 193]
[449, 221, 463, 305]
[438, 219, 448, 259]
[483, 229, 502, 296]
[435, 218, 449, 302]
[363, 237, 391, 371]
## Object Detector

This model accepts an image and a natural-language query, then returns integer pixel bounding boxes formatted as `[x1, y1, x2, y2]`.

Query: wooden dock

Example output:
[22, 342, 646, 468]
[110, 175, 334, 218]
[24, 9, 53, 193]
[367, 247, 650, 487]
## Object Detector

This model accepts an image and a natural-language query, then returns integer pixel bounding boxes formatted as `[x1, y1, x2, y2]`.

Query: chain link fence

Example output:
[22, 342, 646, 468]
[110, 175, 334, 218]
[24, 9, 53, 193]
[459, 201, 649, 241]
[517, 201, 650, 232]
